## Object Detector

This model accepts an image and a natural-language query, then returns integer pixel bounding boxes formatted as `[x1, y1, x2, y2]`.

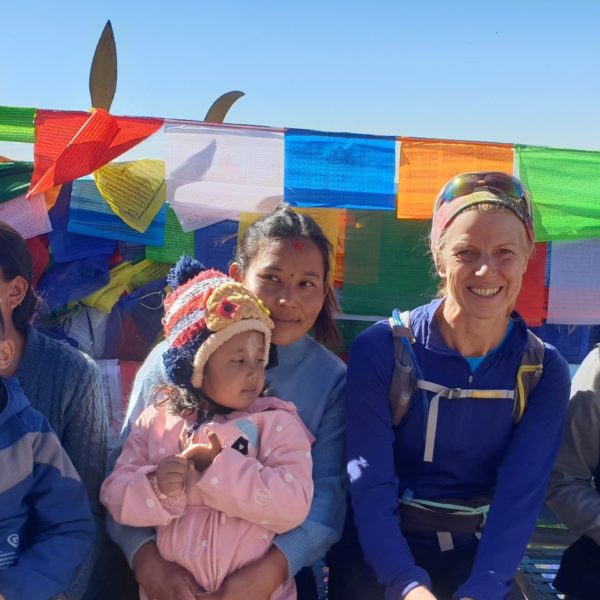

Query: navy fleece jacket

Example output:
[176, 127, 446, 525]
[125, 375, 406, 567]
[346, 299, 570, 600]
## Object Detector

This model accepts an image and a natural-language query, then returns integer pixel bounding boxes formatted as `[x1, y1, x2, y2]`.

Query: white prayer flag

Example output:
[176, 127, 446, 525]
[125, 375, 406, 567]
[547, 239, 600, 324]
[165, 122, 284, 231]
[0, 193, 52, 239]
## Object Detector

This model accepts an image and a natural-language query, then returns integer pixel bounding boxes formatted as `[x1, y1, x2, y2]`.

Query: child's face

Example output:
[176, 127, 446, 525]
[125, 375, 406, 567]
[201, 330, 267, 411]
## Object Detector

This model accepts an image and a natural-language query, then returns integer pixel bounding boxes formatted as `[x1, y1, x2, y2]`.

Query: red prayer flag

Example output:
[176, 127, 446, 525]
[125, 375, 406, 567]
[514, 243, 548, 326]
[27, 108, 163, 197]
[25, 235, 49, 286]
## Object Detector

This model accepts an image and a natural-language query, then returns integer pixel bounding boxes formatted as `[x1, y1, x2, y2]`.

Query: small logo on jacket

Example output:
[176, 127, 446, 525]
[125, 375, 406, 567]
[6, 534, 19, 549]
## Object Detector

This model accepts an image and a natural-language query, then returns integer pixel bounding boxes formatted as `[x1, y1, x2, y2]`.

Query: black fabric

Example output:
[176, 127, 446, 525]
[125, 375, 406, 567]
[0, 379, 7, 413]
[398, 498, 488, 535]
[295, 566, 320, 600]
[553, 535, 600, 600]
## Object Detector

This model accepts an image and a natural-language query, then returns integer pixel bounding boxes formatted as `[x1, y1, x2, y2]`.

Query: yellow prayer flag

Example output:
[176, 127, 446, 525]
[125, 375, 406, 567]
[93, 159, 166, 233]
[83, 261, 135, 313]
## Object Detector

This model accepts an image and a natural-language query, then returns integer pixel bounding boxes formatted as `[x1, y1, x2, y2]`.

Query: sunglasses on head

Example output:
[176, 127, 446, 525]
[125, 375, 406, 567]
[435, 171, 532, 218]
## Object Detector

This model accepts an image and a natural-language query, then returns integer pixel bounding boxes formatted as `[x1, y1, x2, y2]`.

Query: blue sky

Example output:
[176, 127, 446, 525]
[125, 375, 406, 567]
[2, 0, 600, 158]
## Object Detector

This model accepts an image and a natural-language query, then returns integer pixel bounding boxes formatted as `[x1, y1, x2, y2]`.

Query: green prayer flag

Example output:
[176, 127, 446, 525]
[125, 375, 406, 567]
[341, 211, 437, 315]
[518, 145, 600, 242]
[0, 161, 33, 203]
[145, 207, 195, 264]
[0, 106, 36, 143]
[333, 318, 372, 355]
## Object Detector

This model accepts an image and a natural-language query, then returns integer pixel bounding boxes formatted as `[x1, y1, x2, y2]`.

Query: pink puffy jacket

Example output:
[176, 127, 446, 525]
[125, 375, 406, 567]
[101, 396, 314, 599]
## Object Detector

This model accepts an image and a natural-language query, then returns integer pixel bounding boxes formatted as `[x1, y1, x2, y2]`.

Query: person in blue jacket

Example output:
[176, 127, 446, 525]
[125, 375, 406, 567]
[340, 172, 570, 600]
[0, 325, 94, 600]
[107, 205, 346, 600]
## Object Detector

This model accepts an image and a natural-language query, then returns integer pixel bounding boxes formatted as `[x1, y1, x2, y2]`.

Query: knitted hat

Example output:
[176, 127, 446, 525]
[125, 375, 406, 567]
[162, 256, 273, 389]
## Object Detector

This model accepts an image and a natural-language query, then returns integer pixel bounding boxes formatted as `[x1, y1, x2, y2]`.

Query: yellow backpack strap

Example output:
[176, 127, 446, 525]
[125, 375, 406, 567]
[513, 330, 545, 423]
[388, 309, 416, 426]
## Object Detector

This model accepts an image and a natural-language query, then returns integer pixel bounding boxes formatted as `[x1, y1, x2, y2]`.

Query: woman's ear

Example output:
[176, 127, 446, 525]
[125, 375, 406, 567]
[5, 275, 28, 309]
[228, 263, 243, 282]
[0, 338, 16, 373]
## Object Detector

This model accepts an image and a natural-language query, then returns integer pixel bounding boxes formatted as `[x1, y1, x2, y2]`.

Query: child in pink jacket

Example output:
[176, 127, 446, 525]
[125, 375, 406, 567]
[101, 258, 313, 600]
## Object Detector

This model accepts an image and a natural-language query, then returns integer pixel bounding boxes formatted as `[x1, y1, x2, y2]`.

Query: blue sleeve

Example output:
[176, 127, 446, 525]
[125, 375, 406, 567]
[273, 373, 347, 576]
[105, 342, 166, 566]
[345, 325, 431, 597]
[0, 432, 94, 600]
[455, 346, 570, 600]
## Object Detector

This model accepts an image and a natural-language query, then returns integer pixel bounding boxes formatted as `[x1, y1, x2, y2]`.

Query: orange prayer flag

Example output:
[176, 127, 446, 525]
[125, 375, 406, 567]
[43, 185, 62, 210]
[333, 210, 347, 289]
[27, 108, 163, 197]
[397, 139, 514, 220]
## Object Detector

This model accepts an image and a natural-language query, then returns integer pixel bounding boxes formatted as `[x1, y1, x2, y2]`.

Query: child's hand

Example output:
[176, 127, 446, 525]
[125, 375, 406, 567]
[156, 454, 189, 497]
[180, 429, 222, 472]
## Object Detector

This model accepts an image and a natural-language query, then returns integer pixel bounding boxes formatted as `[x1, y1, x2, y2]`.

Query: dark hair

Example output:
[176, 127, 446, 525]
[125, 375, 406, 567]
[234, 204, 340, 347]
[154, 381, 271, 421]
[0, 221, 40, 333]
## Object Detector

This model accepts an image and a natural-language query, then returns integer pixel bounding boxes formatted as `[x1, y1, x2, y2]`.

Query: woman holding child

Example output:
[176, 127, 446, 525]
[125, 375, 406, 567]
[338, 172, 571, 600]
[109, 205, 347, 600]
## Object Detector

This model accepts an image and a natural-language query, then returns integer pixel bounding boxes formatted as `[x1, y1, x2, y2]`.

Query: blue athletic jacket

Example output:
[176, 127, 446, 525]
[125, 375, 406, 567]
[346, 299, 570, 600]
[0, 377, 94, 600]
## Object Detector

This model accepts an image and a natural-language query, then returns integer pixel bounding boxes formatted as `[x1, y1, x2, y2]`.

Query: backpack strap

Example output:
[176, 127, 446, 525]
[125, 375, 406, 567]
[387, 313, 545, 459]
[388, 309, 417, 426]
[416, 380, 515, 462]
[512, 330, 545, 422]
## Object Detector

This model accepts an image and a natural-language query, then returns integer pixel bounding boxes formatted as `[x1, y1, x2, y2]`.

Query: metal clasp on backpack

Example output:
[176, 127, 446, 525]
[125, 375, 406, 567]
[447, 387, 462, 400]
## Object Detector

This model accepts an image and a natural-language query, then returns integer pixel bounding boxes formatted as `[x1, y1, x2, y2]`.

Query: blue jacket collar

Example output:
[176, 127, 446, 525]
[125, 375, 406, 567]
[412, 298, 530, 356]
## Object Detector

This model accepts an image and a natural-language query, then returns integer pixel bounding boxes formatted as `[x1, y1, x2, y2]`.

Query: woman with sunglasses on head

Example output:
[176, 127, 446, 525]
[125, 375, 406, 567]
[340, 173, 570, 600]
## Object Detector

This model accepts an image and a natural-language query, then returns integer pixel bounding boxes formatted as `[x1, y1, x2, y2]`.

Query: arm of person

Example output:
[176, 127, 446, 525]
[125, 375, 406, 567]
[196, 412, 313, 532]
[105, 341, 168, 566]
[455, 347, 571, 600]
[546, 348, 600, 544]
[60, 353, 108, 600]
[272, 372, 347, 577]
[0, 430, 94, 600]
[346, 324, 431, 598]
[101, 413, 187, 527]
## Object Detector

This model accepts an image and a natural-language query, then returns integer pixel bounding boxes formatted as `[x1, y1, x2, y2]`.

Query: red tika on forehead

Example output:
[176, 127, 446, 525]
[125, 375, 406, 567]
[293, 241, 303, 252]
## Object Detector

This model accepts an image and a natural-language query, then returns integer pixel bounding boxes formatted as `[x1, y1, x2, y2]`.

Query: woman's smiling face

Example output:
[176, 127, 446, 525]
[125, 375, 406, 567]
[237, 238, 327, 346]
[436, 208, 531, 321]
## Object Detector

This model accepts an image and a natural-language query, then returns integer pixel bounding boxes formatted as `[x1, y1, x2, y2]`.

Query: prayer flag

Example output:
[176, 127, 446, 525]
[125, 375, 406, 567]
[285, 129, 397, 210]
[517, 145, 600, 241]
[166, 122, 283, 230]
[28, 108, 163, 196]
[397, 139, 514, 219]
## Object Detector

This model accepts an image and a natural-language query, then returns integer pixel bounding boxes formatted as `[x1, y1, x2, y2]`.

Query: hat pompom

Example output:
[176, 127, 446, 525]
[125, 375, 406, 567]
[167, 256, 205, 289]
[163, 342, 198, 388]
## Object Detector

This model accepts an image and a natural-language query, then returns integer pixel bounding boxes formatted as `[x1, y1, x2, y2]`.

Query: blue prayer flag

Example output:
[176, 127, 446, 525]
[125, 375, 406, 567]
[194, 220, 238, 272]
[48, 182, 116, 262]
[284, 129, 397, 210]
[68, 178, 166, 246]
